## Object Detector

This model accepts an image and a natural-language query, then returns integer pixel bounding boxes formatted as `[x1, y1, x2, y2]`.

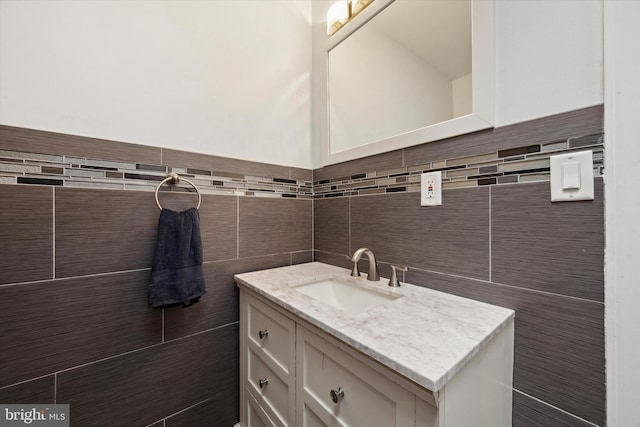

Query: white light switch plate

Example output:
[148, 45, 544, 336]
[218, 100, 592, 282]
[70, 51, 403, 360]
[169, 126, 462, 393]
[421, 171, 442, 206]
[550, 150, 594, 202]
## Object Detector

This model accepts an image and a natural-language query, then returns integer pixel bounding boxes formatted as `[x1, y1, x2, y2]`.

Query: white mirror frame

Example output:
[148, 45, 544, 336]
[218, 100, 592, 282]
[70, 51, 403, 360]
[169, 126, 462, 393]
[320, 0, 494, 166]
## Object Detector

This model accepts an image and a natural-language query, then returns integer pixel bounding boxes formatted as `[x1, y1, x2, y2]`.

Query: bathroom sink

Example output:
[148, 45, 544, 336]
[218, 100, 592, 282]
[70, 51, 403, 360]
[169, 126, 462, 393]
[289, 276, 400, 314]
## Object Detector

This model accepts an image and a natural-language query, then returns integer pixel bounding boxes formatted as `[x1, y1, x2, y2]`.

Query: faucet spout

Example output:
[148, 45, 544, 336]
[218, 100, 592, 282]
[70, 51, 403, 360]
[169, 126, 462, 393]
[350, 247, 380, 281]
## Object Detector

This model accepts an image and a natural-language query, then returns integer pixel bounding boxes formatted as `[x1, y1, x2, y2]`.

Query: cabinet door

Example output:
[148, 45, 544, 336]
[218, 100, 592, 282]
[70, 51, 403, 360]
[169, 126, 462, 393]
[296, 326, 417, 427]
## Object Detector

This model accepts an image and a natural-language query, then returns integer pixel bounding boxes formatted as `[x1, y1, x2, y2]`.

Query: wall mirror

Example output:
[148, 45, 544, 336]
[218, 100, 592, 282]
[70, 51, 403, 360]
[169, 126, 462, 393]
[321, 0, 494, 165]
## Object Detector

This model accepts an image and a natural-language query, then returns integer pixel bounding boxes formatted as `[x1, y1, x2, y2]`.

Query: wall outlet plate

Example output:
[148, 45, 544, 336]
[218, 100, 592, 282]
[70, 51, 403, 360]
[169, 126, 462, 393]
[421, 171, 442, 206]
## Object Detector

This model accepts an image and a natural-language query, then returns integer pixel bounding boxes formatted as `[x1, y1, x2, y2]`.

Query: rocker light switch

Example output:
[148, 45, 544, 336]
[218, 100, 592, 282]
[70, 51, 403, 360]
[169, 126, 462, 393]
[561, 162, 581, 190]
[550, 150, 594, 202]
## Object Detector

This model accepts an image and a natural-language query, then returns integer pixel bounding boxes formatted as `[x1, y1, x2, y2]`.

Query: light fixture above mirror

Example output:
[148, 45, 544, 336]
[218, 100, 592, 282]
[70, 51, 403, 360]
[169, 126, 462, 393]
[327, 0, 375, 36]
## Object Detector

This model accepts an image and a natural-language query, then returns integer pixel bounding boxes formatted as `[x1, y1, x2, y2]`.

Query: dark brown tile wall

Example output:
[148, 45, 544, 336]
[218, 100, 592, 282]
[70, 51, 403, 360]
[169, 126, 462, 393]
[0, 270, 162, 388]
[239, 197, 312, 258]
[0, 185, 53, 284]
[313, 107, 606, 426]
[0, 128, 312, 426]
[0, 377, 55, 404]
[291, 250, 314, 265]
[513, 391, 597, 427]
[492, 182, 604, 301]
[162, 147, 295, 181]
[405, 266, 605, 425]
[0, 125, 161, 164]
[0, 126, 313, 199]
[56, 325, 239, 427]
[404, 105, 603, 166]
[1, 105, 605, 426]
[164, 254, 291, 342]
[315, 149, 402, 183]
[164, 394, 239, 427]
[55, 188, 160, 278]
[351, 188, 490, 280]
[314, 197, 350, 255]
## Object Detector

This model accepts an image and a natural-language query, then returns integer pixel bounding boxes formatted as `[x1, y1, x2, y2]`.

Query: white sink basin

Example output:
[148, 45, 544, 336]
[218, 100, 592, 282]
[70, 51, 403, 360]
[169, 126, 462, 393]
[289, 276, 401, 314]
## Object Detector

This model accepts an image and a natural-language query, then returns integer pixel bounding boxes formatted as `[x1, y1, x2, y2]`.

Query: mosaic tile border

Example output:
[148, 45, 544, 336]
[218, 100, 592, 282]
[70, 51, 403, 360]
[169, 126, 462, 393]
[0, 130, 603, 199]
[313, 134, 604, 198]
[0, 150, 314, 199]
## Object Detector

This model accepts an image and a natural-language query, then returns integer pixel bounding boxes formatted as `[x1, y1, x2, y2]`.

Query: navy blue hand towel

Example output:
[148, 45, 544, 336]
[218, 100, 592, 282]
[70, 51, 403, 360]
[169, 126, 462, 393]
[149, 207, 206, 308]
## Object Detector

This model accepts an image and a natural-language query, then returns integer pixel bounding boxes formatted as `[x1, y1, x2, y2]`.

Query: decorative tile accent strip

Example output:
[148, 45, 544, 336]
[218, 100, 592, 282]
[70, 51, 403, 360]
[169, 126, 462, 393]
[0, 129, 603, 200]
[0, 150, 313, 199]
[314, 133, 604, 198]
[17, 177, 64, 186]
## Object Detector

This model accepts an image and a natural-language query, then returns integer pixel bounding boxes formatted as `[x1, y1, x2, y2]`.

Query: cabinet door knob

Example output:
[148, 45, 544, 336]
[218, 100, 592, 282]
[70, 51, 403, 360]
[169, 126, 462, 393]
[258, 378, 269, 389]
[258, 329, 269, 339]
[330, 387, 344, 404]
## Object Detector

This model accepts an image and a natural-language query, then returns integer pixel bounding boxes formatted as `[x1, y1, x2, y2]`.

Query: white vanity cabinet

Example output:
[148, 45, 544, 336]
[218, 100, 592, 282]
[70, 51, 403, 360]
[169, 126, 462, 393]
[240, 290, 428, 427]
[236, 263, 514, 427]
[240, 292, 296, 427]
[296, 324, 432, 427]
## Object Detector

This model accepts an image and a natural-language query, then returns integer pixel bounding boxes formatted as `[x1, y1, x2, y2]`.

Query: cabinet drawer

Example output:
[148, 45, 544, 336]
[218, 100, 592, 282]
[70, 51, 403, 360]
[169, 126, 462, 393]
[296, 326, 415, 427]
[247, 347, 294, 427]
[246, 293, 295, 374]
[244, 385, 276, 427]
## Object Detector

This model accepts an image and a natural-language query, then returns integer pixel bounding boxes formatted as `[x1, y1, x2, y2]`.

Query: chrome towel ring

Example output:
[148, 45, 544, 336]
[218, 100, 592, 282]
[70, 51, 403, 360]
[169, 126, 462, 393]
[154, 172, 201, 210]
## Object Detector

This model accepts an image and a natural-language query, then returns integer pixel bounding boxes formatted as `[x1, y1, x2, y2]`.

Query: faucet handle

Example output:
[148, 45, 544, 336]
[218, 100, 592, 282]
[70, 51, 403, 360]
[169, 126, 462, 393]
[346, 254, 361, 277]
[388, 265, 408, 287]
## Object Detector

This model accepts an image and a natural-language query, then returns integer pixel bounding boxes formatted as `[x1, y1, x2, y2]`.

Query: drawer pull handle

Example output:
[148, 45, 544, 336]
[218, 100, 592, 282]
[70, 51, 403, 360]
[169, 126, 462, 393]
[330, 387, 344, 404]
[258, 329, 269, 339]
[258, 378, 269, 389]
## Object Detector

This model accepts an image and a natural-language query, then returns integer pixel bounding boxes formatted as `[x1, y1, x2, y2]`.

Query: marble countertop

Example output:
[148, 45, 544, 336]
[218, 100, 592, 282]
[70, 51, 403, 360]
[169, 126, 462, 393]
[235, 262, 514, 392]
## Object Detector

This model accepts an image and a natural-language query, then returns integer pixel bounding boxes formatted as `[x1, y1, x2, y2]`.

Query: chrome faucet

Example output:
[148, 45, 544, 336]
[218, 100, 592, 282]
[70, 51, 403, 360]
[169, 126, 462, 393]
[350, 248, 380, 281]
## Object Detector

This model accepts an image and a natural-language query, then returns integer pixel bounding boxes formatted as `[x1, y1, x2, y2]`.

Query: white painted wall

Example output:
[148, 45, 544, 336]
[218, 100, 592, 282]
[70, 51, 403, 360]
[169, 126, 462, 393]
[2, 0, 603, 168]
[0, 0, 313, 168]
[494, 0, 603, 126]
[604, 1, 640, 425]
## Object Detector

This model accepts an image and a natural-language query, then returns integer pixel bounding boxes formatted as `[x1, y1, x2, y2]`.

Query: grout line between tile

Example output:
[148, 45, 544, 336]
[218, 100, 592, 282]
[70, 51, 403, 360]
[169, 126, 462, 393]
[408, 265, 605, 305]
[311, 188, 315, 258]
[52, 321, 240, 379]
[513, 389, 600, 427]
[52, 187, 56, 280]
[488, 185, 491, 282]
[0, 267, 153, 288]
[348, 197, 352, 255]
[0, 374, 51, 391]
[0, 322, 241, 394]
[236, 196, 240, 259]
[150, 398, 211, 426]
